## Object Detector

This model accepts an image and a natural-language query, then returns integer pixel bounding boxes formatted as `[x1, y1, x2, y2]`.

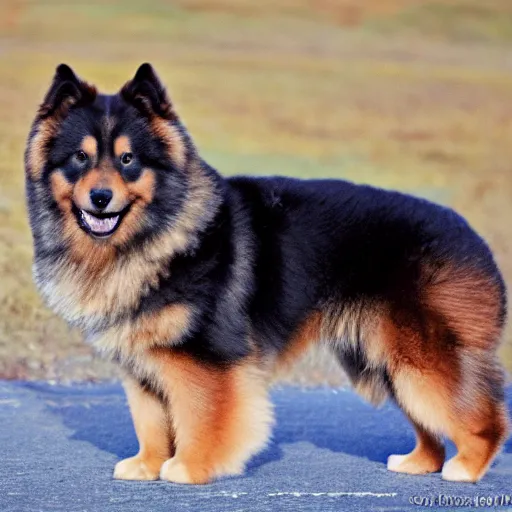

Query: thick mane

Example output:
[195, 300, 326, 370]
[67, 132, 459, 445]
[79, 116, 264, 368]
[31, 159, 222, 333]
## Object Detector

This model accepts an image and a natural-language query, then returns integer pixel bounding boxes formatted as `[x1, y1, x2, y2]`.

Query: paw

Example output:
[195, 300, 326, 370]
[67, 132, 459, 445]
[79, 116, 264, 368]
[113, 456, 161, 481]
[387, 452, 443, 475]
[160, 457, 213, 484]
[442, 457, 475, 482]
[160, 457, 210, 484]
[387, 454, 409, 472]
[160, 458, 195, 484]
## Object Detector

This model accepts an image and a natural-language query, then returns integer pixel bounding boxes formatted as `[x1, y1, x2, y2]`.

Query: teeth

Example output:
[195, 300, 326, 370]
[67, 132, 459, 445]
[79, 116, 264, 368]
[81, 210, 120, 235]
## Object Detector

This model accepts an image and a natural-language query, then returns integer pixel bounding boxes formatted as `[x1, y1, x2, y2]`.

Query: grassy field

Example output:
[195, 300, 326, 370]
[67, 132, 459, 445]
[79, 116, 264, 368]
[0, 0, 511, 383]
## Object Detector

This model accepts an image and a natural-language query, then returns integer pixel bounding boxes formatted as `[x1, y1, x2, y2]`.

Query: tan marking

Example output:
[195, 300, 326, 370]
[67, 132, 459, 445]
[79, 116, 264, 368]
[50, 170, 73, 203]
[114, 135, 132, 157]
[150, 353, 273, 484]
[424, 267, 503, 350]
[275, 312, 322, 372]
[26, 117, 59, 180]
[81, 135, 97, 159]
[391, 362, 455, 434]
[151, 119, 186, 169]
[114, 377, 173, 480]
[387, 419, 445, 475]
[127, 168, 155, 203]
[93, 304, 192, 360]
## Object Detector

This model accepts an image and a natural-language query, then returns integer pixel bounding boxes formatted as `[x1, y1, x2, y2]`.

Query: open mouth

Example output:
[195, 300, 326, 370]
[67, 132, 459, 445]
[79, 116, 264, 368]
[73, 204, 129, 238]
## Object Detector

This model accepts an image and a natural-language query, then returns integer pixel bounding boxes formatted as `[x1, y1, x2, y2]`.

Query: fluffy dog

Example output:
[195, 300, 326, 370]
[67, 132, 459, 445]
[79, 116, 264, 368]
[25, 63, 509, 484]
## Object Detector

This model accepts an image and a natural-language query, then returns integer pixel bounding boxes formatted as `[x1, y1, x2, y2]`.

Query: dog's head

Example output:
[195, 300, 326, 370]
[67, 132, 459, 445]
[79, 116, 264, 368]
[25, 64, 202, 256]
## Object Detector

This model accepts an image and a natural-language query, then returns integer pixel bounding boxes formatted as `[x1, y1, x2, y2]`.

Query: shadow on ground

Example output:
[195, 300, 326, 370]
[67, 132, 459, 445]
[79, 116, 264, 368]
[40, 384, 512, 475]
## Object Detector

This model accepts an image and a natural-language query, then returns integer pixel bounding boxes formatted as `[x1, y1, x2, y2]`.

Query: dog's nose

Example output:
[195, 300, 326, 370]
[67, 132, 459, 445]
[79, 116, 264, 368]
[90, 188, 113, 209]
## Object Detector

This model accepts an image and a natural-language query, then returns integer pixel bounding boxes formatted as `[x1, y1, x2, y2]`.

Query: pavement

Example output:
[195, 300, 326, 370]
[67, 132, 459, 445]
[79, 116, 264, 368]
[0, 381, 511, 512]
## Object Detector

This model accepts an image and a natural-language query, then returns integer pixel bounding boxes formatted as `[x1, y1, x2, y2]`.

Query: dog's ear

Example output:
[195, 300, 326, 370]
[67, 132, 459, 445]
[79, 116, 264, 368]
[121, 63, 174, 119]
[38, 64, 96, 118]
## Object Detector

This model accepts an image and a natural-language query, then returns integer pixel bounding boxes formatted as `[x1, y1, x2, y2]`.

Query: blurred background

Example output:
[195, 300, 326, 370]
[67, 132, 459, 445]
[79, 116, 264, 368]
[0, 0, 511, 384]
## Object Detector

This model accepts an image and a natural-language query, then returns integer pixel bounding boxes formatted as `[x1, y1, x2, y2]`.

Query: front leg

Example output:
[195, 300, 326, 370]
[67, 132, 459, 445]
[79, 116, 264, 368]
[155, 352, 274, 484]
[114, 377, 173, 480]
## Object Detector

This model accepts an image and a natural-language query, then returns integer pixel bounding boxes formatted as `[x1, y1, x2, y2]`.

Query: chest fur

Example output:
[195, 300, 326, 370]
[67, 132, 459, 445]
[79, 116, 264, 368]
[87, 303, 193, 362]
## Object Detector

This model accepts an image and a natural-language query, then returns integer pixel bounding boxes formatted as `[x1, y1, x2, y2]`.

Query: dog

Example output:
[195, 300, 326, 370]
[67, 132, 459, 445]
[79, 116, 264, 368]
[25, 63, 509, 484]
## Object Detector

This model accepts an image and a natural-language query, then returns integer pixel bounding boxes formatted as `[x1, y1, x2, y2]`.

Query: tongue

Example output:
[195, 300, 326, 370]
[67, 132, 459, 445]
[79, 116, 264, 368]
[82, 210, 119, 234]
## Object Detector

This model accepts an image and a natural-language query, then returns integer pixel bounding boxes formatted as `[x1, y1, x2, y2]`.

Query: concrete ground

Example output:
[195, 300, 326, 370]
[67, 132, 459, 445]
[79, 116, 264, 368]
[1, 381, 511, 512]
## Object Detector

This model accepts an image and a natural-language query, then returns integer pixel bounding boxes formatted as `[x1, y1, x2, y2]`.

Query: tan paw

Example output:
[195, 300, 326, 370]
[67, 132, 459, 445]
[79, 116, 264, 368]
[159, 458, 206, 484]
[442, 457, 476, 482]
[113, 456, 161, 481]
[387, 452, 443, 475]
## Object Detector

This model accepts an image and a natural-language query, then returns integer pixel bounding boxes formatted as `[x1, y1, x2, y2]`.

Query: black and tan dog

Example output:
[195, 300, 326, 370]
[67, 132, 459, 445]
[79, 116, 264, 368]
[25, 63, 509, 484]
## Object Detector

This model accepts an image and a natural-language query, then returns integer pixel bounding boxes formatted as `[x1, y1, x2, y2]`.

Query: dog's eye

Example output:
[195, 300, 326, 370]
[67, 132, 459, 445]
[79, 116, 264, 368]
[120, 152, 133, 166]
[73, 150, 88, 164]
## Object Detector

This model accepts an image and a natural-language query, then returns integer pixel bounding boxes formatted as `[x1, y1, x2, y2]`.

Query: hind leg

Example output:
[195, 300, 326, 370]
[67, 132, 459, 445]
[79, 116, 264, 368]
[442, 401, 508, 482]
[387, 418, 445, 474]
[391, 360, 508, 483]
